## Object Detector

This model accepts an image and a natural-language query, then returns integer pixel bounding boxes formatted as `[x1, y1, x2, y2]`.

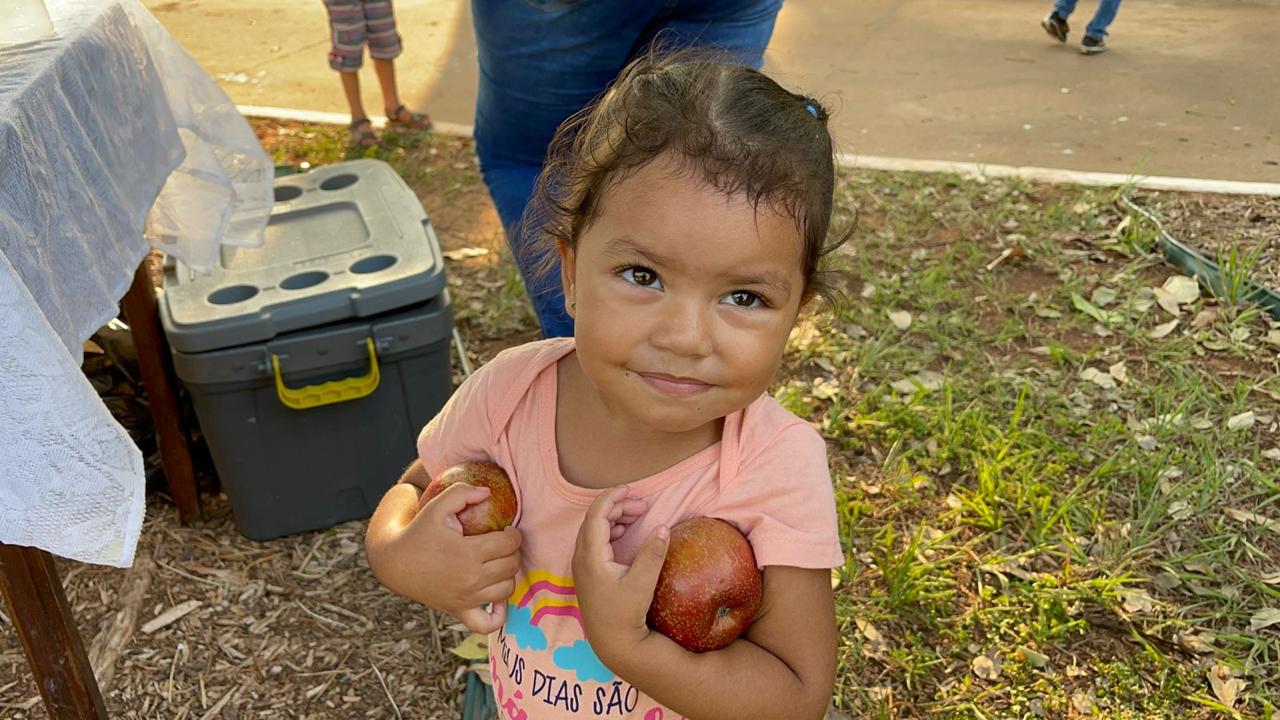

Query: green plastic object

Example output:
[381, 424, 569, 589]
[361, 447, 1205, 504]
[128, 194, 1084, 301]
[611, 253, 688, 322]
[462, 669, 497, 720]
[1121, 194, 1280, 320]
[274, 163, 300, 177]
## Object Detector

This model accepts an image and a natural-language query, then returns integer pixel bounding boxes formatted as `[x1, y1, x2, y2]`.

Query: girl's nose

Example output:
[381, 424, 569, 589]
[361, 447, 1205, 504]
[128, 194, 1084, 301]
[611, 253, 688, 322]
[649, 297, 713, 358]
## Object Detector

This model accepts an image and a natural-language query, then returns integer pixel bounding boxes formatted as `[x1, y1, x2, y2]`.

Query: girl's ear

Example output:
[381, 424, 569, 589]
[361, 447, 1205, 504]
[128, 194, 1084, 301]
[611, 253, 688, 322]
[558, 240, 577, 318]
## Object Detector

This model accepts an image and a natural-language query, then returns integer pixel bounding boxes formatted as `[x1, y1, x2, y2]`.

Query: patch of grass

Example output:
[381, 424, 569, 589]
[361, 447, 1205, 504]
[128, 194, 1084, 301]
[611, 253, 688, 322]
[802, 170, 1280, 718]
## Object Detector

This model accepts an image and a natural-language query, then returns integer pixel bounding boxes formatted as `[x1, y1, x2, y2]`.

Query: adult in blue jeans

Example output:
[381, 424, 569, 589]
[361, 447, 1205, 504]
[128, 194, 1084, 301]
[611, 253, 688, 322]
[472, 0, 784, 338]
[1041, 0, 1122, 55]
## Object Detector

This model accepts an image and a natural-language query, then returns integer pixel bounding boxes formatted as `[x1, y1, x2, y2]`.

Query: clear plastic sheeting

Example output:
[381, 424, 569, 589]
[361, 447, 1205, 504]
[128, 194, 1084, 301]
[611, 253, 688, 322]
[0, 0, 271, 567]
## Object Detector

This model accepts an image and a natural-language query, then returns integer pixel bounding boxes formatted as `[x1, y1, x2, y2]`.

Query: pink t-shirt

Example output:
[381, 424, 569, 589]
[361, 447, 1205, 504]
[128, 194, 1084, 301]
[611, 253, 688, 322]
[417, 338, 843, 720]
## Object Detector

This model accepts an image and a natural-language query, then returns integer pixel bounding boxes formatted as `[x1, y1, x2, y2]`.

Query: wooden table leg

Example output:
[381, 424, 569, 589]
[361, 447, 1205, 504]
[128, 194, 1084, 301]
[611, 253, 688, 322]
[122, 262, 201, 522]
[0, 544, 108, 719]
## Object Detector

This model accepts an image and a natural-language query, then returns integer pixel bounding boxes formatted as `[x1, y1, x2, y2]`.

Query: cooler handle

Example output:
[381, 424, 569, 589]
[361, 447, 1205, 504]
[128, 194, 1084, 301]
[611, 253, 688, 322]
[271, 338, 381, 410]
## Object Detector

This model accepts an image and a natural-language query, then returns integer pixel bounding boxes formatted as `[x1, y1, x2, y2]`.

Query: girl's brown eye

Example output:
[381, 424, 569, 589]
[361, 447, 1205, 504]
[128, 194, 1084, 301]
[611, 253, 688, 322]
[621, 266, 659, 287]
[728, 291, 762, 308]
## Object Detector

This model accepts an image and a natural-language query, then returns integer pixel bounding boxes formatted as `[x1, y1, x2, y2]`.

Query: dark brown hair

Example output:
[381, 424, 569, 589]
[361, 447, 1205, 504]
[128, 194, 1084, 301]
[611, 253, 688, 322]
[522, 48, 847, 304]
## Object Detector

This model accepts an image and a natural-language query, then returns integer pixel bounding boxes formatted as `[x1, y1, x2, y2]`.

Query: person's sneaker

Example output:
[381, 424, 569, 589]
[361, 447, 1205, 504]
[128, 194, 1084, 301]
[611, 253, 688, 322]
[1080, 35, 1108, 54]
[1041, 12, 1069, 42]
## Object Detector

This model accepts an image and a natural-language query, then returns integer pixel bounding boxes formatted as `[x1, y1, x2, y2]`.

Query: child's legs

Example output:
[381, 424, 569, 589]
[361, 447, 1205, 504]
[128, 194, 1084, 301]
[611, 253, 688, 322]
[635, 0, 783, 70]
[1085, 0, 1121, 38]
[324, 0, 368, 119]
[1052, 0, 1078, 19]
[362, 0, 404, 109]
[340, 71, 366, 120]
[471, 0, 662, 338]
[372, 59, 400, 113]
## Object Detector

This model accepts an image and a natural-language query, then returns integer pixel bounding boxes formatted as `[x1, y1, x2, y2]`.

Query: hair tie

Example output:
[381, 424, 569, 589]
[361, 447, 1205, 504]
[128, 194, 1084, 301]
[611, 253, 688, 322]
[805, 104, 818, 118]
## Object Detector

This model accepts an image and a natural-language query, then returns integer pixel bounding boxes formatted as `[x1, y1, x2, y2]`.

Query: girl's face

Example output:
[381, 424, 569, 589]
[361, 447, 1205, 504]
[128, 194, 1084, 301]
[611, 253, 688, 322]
[560, 154, 806, 436]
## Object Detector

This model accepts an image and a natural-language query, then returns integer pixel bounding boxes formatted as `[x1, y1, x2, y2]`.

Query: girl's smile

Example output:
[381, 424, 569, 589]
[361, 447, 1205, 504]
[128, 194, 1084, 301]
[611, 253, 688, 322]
[633, 370, 714, 398]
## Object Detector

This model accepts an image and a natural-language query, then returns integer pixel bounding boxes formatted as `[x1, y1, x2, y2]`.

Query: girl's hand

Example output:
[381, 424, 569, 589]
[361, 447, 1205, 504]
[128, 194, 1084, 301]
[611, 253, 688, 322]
[366, 480, 523, 634]
[572, 486, 669, 664]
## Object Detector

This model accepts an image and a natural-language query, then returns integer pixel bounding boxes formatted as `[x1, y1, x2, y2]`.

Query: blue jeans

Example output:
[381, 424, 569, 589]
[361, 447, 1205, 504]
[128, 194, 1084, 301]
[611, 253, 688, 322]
[472, 0, 784, 338]
[1052, 0, 1122, 40]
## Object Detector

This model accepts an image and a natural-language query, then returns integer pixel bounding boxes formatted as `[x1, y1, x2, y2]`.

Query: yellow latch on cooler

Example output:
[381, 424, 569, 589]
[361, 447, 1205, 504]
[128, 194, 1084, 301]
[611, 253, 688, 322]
[272, 338, 381, 410]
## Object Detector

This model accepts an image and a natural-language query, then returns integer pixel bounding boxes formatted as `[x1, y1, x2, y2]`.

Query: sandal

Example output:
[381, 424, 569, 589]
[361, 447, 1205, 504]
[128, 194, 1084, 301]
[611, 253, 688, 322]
[385, 104, 433, 132]
[349, 118, 378, 148]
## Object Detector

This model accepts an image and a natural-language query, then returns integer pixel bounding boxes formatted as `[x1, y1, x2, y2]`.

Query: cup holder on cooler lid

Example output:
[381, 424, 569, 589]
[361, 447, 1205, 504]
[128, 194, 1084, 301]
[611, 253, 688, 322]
[280, 271, 329, 290]
[350, 255, 397, 274]
[319, 174, 359, 191]
[207, 284, 259, 305]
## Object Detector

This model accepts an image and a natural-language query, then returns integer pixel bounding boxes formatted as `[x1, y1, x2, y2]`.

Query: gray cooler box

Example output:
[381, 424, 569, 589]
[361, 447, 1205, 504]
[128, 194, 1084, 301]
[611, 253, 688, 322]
[160, 159, 453, 540]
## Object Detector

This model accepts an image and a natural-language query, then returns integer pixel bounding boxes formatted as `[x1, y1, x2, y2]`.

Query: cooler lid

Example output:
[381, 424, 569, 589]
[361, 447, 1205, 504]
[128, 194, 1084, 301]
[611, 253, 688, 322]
[159, 159, 445, 354]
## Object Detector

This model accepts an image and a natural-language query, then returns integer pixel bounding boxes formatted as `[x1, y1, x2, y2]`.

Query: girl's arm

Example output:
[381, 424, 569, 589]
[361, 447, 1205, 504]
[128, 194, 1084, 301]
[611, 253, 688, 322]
[573, 489, 836, 720]
[365, 459, 523, 633]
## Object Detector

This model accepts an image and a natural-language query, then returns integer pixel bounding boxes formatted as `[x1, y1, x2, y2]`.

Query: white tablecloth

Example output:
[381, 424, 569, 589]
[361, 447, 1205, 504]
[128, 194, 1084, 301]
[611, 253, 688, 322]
[0, 0, 272, 567]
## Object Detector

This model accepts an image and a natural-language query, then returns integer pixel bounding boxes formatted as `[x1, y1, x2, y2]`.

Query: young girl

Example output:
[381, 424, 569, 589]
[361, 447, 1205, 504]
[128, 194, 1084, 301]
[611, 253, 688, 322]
[365, 52, 845, 720]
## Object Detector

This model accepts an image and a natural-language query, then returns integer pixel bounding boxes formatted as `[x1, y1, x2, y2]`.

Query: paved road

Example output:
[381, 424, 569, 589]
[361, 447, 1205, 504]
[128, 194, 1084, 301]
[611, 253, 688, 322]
[147, 0, 1280, 182]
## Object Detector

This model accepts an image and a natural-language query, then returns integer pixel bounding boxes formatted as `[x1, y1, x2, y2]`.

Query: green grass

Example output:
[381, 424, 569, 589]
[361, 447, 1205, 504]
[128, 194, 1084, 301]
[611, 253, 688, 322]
[257, 122, 1280, 718]
[810, 169, 1280, 718]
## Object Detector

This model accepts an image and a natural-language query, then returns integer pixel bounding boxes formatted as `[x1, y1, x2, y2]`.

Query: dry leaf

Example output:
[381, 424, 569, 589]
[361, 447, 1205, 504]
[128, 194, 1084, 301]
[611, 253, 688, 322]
[1071, 690, 1096, 715]
[1109, 361, 1128, 384]
[1250, 607, 1280, 631]
[1153, 287, 1182, 317]
[888, 310, 913, 330]
[1191, 307, 1219, 328]
[1227, 411, 1256, 431]
[890, 370, 945, 394]
[1264, 448, 1280, 461]
[449, 633, 489, 660]
[1168, 501, 1193, 521]
[1091, 286, 1117, 307]
[1151, 571, 1182, 591]
[1207, 664, 1246, 709]
[1149, 319, 1179, 339]
[1016, 645, 1050, 669]
[1162, 275, 1201, 305]
[857, 619, 885, 645]
[1225, 508, 1280, 533]
[856, 618, 889, 659]
[1260, 571, 1280, 586]
[442, 247, 491, 260]
[1120, 589, 1155, 614]
[1080, 367, 1116, 389]
[1173, 632, 1215, 654]
[971, 654, 1001, 681]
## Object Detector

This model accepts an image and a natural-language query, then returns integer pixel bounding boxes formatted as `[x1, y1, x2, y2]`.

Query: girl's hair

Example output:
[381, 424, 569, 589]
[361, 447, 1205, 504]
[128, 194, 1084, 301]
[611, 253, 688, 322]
[522, 47, 848, 304]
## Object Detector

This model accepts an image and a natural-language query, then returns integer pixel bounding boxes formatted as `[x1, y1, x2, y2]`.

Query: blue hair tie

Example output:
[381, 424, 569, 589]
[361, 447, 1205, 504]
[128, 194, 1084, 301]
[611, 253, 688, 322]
[805, 104, 818, 118]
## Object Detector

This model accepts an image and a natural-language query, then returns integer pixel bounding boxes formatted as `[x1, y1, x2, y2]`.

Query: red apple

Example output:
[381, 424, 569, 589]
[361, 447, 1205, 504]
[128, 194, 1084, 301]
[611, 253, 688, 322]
[646, 517, 763, 653]
[418, 461, 517, 535]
